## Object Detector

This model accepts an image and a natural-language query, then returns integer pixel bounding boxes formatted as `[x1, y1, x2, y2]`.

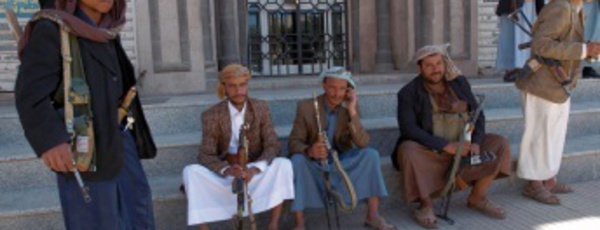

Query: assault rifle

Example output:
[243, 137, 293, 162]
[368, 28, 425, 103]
[507, 7, 573, 96]
[436, 94, 486, 224]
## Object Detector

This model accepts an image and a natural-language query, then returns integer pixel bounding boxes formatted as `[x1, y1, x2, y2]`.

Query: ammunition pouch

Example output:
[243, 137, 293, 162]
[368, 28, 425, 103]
[515, 57, 574, 103]
[55, 30, 97, 172]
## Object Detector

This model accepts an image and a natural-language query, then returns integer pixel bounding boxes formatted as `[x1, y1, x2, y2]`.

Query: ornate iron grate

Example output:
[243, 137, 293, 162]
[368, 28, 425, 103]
[247, 0, 348, 77]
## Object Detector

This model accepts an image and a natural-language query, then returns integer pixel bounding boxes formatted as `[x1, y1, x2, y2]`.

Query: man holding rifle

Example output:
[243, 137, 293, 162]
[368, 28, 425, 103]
[392, 45, 511, 229]
[182, 64, 294, 230]
[515, 0, 600, 205]
[288, 67, 393, 230]
[15, 0, 157, 229]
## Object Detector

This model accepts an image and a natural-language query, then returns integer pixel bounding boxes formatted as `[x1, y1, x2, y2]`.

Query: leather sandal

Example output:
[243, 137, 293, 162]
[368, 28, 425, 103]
[522, 184, 560, 205]
[364, 217, 397, 230]
[412, 207, 438, 229]
[467, 198, 506, 219]
[549, 183, 573, 194]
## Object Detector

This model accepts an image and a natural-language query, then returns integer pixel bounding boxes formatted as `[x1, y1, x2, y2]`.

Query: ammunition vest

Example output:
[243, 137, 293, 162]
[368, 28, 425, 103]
[53, 29, 96, 172]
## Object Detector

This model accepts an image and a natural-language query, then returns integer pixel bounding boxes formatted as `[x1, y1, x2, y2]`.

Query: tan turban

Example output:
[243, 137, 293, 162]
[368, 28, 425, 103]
[415, 44, 462, 81]
[217, 64, 251, 99]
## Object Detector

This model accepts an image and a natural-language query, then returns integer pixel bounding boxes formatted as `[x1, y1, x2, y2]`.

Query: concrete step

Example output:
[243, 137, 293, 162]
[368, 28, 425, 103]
[135, 78, 600, 136]
[0, 174, 187, 230]
[3, 78, 600, 147]
[2, 141, 599, 230]
[2, 108, 600, 191]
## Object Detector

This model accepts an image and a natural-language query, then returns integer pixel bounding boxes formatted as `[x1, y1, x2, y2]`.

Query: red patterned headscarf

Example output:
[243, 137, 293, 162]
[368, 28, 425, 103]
[18, 0, 127, 59]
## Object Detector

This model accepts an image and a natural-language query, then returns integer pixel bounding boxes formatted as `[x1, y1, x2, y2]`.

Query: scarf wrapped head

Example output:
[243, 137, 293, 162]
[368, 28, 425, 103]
[217, 64, 252, 99]
[318, 66, 356, 89]
[18, 0, 127, 59]
[415, 44, 462, 81]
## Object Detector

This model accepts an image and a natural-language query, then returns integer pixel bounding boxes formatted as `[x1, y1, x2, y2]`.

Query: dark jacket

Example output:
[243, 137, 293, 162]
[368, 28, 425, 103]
[496, 0, 545, 16]
[15, 19, 156, 181]
[391, 75, 485, 170]
[496, 0, 524, 16]
[535, 0, 545, 15]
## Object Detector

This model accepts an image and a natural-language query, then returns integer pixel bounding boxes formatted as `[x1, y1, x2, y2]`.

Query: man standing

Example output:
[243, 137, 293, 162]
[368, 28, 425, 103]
[288, 67, 395, 230]
[182, 64, 294, 230]
[15, 0, 157, 229]
[495, 0, 536, 82]
[515, 0, 600, 205]
[582, 0, 600, 78]
[393, 45, 512, 229]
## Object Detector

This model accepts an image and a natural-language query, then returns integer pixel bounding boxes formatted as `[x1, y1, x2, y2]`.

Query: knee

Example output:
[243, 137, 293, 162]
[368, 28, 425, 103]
[272, 157, 293, 172]
[182, 164, 208, 180]
[485, 133, 510, 157]
[398, 141, 424, 157]
[290, 153, 309, 165]
[487, 133, 509, 146]
[360, 147, 381, 162]
[182, 165, 194, 179]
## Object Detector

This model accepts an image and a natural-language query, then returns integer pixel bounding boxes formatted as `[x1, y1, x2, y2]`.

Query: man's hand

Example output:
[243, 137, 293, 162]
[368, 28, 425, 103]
[308, 133, 328, 160]
[586, 42, 600, 57]
[345, 88, 358, 117]
[308, 141, 328, 160]
[443, 141, 471, 157]
[41, 143, 74, 172]
[244, 167, 261, 183]
[223, 165, 245, 178]
[470, 143, 481, 156]
[224, 165, 260, 183]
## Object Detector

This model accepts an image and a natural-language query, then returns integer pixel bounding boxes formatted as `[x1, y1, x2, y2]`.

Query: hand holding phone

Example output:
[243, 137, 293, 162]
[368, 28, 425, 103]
[345, 88, 358, 117]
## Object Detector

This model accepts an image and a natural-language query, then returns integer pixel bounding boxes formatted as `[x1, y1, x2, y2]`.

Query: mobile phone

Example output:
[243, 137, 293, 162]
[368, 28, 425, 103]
[345, 88, 354, 101]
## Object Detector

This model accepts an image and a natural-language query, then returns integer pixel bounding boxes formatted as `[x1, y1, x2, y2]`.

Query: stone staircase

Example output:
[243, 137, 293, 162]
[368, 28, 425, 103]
[1, 75, 600, 229]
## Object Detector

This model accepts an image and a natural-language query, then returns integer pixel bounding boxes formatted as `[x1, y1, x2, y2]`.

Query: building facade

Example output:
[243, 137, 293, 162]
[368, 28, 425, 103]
[1, 0, 487, 96]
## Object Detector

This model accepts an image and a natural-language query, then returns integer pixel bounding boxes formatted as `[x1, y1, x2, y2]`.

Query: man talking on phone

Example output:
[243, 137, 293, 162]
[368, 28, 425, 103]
[287, 67, 395, 230]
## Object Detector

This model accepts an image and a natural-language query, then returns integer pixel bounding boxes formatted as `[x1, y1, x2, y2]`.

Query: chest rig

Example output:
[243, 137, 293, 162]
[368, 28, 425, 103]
[54, 29, 96, 172]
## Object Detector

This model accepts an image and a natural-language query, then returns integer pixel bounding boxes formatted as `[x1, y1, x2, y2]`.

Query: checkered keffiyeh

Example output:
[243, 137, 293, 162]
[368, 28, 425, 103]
[415, 44, 462, 81]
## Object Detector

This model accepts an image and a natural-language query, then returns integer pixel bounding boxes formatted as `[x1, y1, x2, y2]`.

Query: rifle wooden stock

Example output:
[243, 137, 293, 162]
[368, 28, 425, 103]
[232, 123, 256, 230]
[313, 93, 357, 215]
[518, 42, 531, 50]
[6, 9, 23, 42]
[436, 95, 486, 224]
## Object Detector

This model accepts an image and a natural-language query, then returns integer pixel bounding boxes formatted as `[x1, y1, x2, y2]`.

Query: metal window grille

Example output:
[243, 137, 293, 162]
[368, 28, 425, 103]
[247, 0, 348, 77]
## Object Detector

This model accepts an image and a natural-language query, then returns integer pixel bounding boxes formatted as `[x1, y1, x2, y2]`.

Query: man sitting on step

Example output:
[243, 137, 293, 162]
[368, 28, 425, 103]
[182, 64, 294, 230]
[392, 45, 512, 229]
[288, 67, 396, 230]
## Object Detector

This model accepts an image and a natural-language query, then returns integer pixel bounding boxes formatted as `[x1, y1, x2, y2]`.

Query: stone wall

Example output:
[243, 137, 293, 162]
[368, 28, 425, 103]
[0, 0, 507, 91]
[0, 0, 138, 92]
[478, 0, 501, 70]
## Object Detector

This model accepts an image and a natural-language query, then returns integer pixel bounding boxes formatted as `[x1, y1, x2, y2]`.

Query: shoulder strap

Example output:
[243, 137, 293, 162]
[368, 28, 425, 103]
[60, 28, 74, 136]
[57, 28, 91, 137]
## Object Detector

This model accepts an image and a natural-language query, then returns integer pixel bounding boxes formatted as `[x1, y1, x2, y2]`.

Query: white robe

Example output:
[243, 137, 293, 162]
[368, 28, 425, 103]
[182, 157, 295, 226]
[517, 92, 570, 180]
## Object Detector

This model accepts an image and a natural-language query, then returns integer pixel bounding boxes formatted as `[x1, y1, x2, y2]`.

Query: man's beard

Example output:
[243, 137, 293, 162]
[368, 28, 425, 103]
[423, 72, 444, 84]
[230, 95, 247, 106]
